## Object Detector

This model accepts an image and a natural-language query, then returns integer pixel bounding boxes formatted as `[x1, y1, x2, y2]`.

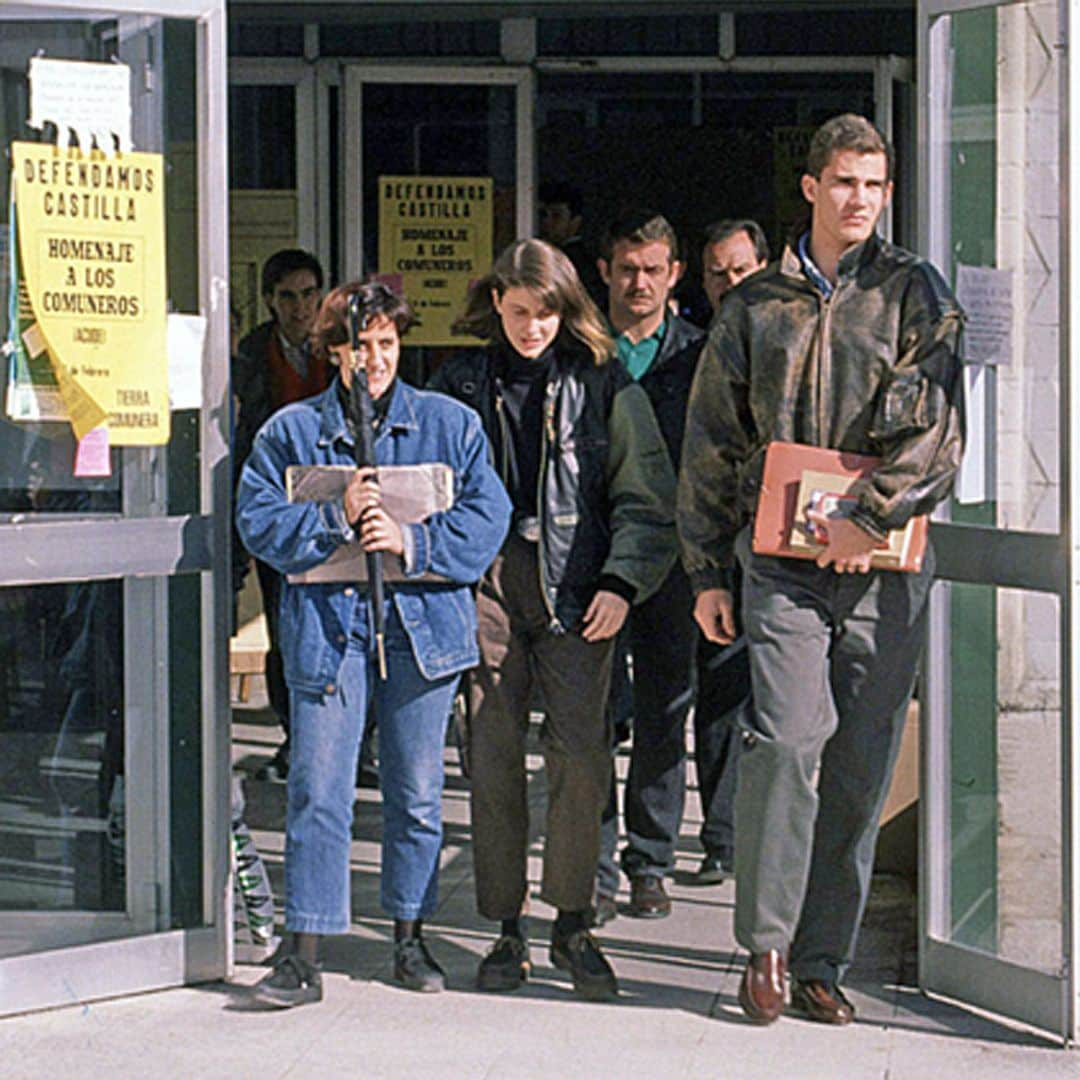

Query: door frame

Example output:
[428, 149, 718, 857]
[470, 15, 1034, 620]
[228, 58, 325, 260]
[0, 0, 231, 1014]
[341, 63, 535, 280]
[916, 0, 1077, 1042]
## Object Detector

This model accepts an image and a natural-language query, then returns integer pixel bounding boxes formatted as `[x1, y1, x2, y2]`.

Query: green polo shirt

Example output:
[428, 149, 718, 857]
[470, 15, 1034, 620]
[615, 319, 666, 381]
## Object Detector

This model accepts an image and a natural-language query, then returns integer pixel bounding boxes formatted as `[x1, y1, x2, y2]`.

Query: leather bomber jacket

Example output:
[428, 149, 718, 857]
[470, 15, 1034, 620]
[678, 232, 965, 591]
[429, 344, 678, 632]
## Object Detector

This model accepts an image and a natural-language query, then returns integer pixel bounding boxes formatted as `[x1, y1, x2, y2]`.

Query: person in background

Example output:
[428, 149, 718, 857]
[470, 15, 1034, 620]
[233, 249, 329, 783]
[688, 217, 770, 887]
[429, 238, 676, 1002]
[538, 180, 606, 309]
[237, 281, 510, 1008]
[591, 210, 704, 925]
[700, 218, 770, 315]
[679, 113, 964, 1027]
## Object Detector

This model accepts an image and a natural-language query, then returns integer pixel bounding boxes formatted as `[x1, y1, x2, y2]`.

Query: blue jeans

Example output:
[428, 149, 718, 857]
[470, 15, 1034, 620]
[284, 603, 458, 934]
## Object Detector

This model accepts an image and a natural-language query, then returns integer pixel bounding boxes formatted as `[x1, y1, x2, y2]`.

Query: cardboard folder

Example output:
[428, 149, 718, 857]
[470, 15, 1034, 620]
[751, 441, 928, 572]
[284, 462, 455, 584]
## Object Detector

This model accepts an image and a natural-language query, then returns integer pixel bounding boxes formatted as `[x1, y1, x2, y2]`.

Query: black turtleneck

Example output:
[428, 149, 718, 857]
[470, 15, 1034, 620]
[339, 375, 395, 440]
[496, 345, 553, 518]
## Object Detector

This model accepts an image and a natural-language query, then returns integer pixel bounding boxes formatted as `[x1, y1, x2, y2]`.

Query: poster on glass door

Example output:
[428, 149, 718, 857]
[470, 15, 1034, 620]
[378, 175, 492, 346]
[6, 142, 169, 444]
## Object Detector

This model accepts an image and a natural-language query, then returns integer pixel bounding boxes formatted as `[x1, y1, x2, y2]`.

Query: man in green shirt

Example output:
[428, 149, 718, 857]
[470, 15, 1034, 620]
[592, 211, 705, 922]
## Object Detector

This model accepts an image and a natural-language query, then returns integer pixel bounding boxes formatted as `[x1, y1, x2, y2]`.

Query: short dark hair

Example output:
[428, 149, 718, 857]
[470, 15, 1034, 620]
[260, 248, 324, 299]
[805, 113, 894, 181]
[313, 280, 415, 362]
[702, 219, 770, 265]
[538, 180, 583, 218]
[600, 209, 679, 262]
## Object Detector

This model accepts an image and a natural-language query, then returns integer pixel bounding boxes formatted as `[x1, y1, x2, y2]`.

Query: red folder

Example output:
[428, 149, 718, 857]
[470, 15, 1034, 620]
[751, 441, 928, 572]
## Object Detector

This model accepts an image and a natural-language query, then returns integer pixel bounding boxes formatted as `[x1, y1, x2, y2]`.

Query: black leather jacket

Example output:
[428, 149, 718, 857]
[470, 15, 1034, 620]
[429, 344, 677, 631]
[678, 233, 965, 589]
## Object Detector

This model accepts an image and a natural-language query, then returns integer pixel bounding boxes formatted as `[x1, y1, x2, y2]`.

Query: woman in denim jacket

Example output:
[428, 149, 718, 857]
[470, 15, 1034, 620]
[237, 281, 510, 1008]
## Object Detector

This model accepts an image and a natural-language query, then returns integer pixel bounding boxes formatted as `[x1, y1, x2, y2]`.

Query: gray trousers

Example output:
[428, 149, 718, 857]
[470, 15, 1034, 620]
[469, 535, 614, 920]
[733, 528, 933, 985]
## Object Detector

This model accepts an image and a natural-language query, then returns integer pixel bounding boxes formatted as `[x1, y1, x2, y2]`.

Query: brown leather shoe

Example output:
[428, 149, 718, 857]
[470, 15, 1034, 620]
[738, 950, 786, 1024]
[789, 978, 855, 1025]
[628, 874, 671, 918]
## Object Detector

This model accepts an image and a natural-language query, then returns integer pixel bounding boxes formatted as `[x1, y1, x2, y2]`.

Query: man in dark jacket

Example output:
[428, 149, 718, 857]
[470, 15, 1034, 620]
[592, 210, 704, 922]
[233, 249, 328, 781]
[690, 218, 770, 887]
[679, 114, 964, 1027]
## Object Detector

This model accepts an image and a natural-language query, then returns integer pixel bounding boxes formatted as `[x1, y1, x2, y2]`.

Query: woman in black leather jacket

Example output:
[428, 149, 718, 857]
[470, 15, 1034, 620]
[428, 238, 676, 1002]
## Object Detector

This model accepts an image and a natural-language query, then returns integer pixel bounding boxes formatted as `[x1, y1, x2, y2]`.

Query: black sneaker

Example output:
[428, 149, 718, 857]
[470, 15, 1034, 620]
[249, 954, 322, 1008]
[550, 928, 618, 1001]
[394, 937, 446, 993]
[477, 934, 530, 991]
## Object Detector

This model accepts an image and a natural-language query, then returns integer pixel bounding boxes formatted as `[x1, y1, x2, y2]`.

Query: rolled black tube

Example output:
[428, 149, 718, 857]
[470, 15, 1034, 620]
[348, 294, 388, 679]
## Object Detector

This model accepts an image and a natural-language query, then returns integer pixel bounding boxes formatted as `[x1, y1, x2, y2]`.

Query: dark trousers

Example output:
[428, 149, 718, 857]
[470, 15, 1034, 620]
[597, 567, 696, 894]
[254, 558, 290, 733]
[694, 633, 751, 862]
[733, 528, 932, 985]
[469, 536, 615, 919]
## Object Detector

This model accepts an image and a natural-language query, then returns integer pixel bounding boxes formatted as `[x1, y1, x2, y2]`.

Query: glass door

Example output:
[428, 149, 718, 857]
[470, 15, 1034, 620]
[342, 65, 532, 383]
[228, 59, 322, 341]
[918, 0, 1075, 1041]
[0, 0, 231, 1014]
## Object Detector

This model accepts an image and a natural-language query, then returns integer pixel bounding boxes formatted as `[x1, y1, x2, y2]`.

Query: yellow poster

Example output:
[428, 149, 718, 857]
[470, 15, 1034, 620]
[378, 176, 492, 347]
[12, 142, 169, 443]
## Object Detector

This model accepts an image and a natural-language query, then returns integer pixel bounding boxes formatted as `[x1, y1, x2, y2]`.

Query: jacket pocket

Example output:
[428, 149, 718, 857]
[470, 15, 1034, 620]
[868, 369, 939, 441]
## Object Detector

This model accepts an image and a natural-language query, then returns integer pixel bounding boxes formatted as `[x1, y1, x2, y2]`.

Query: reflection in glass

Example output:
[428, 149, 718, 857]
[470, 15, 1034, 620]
[0, 582, 125, 927]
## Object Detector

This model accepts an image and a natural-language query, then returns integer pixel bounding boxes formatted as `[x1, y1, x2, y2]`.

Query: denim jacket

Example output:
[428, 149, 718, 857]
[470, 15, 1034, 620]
[236, 379, 511, 690]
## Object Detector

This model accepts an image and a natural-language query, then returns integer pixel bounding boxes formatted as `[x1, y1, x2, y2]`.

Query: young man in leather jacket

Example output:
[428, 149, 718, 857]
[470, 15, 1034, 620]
[679, 114, 964, 1027]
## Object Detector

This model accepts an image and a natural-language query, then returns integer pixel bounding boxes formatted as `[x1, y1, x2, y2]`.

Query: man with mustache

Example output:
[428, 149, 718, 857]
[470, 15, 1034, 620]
[679, 114, 965, 1026]
[593, 210, 705, 923]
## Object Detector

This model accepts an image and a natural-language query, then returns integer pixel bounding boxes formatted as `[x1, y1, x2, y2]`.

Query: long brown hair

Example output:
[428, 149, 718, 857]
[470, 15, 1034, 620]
[453, 239, 613, 366]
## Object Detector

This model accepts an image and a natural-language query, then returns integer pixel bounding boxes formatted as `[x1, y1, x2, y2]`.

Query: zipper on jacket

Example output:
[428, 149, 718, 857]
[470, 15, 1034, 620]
[537, 380, 563, 634]
[816, 291, 836, 442]
[493, 391, 511, 485]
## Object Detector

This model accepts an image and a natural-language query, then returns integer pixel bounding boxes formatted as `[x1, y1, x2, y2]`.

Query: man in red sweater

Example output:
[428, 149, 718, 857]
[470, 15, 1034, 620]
[233, 249, 328, 780]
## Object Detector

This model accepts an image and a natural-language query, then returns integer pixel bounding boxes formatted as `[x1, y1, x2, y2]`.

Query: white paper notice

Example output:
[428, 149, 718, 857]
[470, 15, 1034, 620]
[955, 263, 1013, 366]
[167, 314, 206, 410]
[28, 57, 132, 153]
